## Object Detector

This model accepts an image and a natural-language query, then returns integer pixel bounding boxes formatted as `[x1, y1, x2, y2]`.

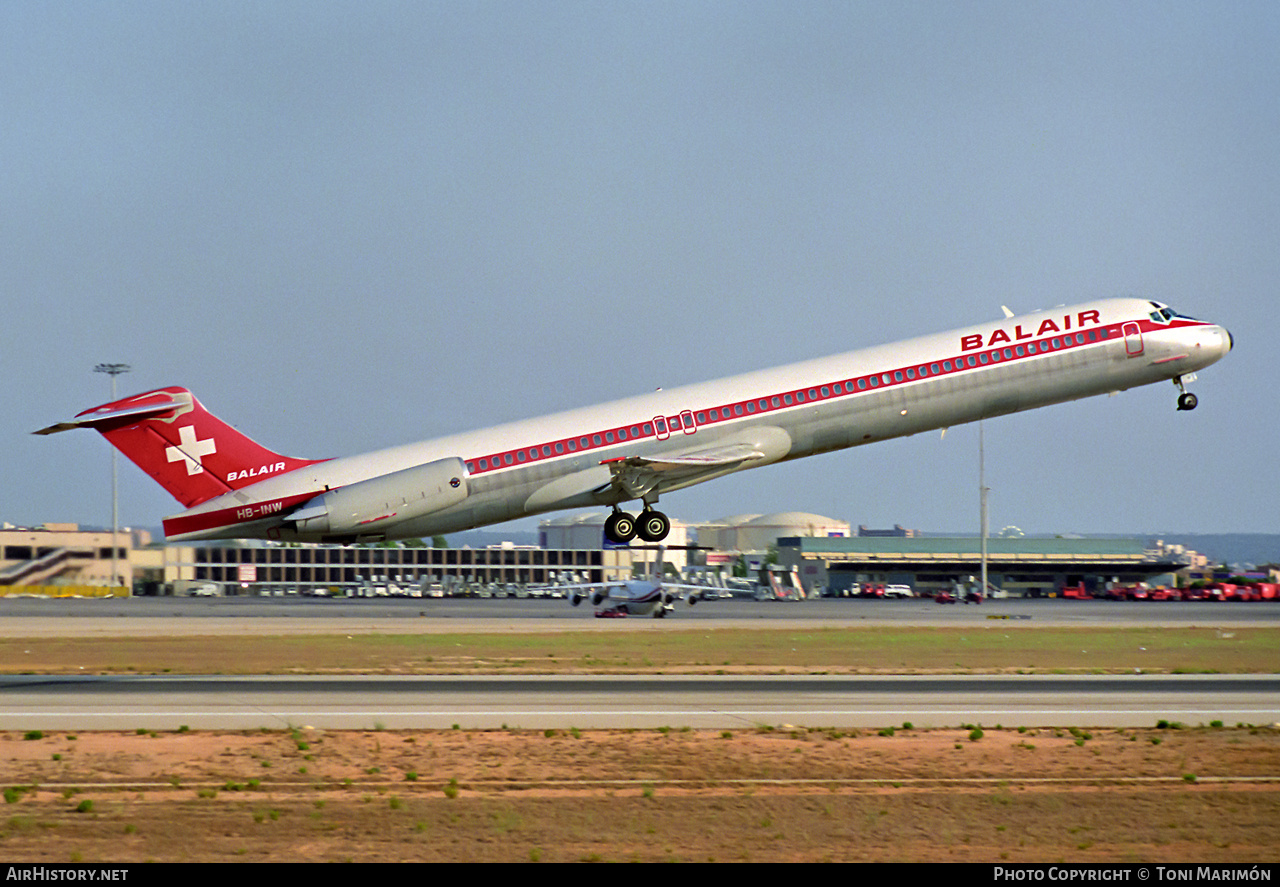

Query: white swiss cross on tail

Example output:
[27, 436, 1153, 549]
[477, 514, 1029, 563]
[166, 425, 217, 475]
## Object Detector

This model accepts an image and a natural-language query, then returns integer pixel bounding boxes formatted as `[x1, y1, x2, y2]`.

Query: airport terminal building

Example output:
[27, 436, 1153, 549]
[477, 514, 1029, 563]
[1, 523, 139, 592]
[3, 520, 1205, 599]
[157, 541, 633, 595]
[1, 523, 633, 596]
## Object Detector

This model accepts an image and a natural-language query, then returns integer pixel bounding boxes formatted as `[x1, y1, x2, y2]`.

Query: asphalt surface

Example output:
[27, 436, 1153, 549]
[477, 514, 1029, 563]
[2, 594, 1279, 635]
[2, 596, 1276, 729]
[2, 673, 1277, 731]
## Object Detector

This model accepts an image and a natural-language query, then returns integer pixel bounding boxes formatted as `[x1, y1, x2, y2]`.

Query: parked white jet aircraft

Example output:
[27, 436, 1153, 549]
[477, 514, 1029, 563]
[37, 298, 1230, 545]
[545, 548, 712, 618]
[562, 578, 711, 619]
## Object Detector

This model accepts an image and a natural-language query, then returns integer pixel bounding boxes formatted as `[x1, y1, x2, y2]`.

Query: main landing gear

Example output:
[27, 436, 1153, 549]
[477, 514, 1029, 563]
[604, 508, 671, 544]
[1174, 375, 1198, 411]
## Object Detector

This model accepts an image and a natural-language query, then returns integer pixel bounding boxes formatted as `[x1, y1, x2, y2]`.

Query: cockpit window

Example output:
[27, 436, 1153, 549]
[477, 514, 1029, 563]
[1148, 301, 1197, 323]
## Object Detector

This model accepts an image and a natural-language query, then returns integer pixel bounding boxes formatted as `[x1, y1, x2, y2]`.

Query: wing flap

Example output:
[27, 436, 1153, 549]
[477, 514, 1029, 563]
[605, 440, 766, 471]
[600, 425, 792, 501]
[524, 426, 792, 512]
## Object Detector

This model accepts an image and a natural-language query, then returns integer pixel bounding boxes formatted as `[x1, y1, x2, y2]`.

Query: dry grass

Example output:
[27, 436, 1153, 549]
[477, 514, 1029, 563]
[1, 626, 1276, 675]
[2, 725, 1278, 862]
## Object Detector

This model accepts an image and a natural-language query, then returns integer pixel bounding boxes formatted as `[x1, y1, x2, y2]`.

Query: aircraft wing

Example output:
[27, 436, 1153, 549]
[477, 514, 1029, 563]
[531, 582, 627, 593]
[526, 581, 638, 609]
[599, 426, 792, 501]
[655, 583, 722, 604]
[523, 425, 792, 512]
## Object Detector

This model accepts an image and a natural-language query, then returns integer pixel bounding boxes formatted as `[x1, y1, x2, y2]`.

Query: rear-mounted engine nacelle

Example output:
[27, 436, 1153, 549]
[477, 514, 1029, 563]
[288, 457, 468, 536]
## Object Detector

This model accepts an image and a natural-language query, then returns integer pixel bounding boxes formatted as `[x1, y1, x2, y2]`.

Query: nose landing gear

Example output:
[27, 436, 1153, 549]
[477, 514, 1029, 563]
[1174, 374, 1199, 411]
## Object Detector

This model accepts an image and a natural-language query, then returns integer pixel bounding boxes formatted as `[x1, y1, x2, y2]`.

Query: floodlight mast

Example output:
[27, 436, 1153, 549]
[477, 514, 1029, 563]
[979, 420, 989, 599]
[93, 363, 130, 591]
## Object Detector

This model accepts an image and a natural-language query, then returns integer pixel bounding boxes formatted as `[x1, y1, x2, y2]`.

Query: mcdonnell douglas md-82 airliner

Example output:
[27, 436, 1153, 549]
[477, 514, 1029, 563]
[37, 298, 1231, 545]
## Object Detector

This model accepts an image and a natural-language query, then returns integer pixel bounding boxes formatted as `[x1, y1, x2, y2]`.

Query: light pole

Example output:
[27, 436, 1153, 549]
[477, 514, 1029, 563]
[94, 363, 130, 591]
[979, 420, 989, 600]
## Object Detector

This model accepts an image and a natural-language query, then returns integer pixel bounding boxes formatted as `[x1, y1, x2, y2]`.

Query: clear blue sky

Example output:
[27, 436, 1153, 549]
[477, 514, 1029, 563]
[4, 1, 1276, 537]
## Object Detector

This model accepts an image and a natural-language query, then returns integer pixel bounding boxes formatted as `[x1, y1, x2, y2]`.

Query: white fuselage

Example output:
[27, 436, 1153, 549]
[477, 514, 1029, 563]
[592, 581, 668, 617]
[164, 297, 1231, 542]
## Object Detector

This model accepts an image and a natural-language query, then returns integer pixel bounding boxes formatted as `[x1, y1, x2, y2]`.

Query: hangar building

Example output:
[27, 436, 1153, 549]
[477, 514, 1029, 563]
[775, 535, 1194, 597]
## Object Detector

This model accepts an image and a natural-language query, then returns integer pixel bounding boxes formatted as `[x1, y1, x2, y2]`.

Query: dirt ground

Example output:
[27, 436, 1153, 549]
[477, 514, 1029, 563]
[2, 724, 1277, 862]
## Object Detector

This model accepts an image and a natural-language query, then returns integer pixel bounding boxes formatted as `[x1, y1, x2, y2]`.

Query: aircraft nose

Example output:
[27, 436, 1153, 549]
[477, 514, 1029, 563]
[1215, 325, 1233, 356]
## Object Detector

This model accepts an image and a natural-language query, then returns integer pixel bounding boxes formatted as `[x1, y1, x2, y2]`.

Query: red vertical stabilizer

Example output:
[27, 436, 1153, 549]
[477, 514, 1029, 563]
[36, 386, 324, 508]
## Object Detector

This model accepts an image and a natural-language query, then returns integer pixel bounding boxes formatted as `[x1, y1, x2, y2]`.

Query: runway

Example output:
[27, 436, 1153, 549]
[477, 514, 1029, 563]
[3, 594, 1279, 635]
[3, 673, 1278, 731]
[2, 596, 1277, 730]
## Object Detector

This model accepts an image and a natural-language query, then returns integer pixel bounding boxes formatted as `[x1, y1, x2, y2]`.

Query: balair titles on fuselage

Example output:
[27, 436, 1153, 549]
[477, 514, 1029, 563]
[961, 309, 1102, 351]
